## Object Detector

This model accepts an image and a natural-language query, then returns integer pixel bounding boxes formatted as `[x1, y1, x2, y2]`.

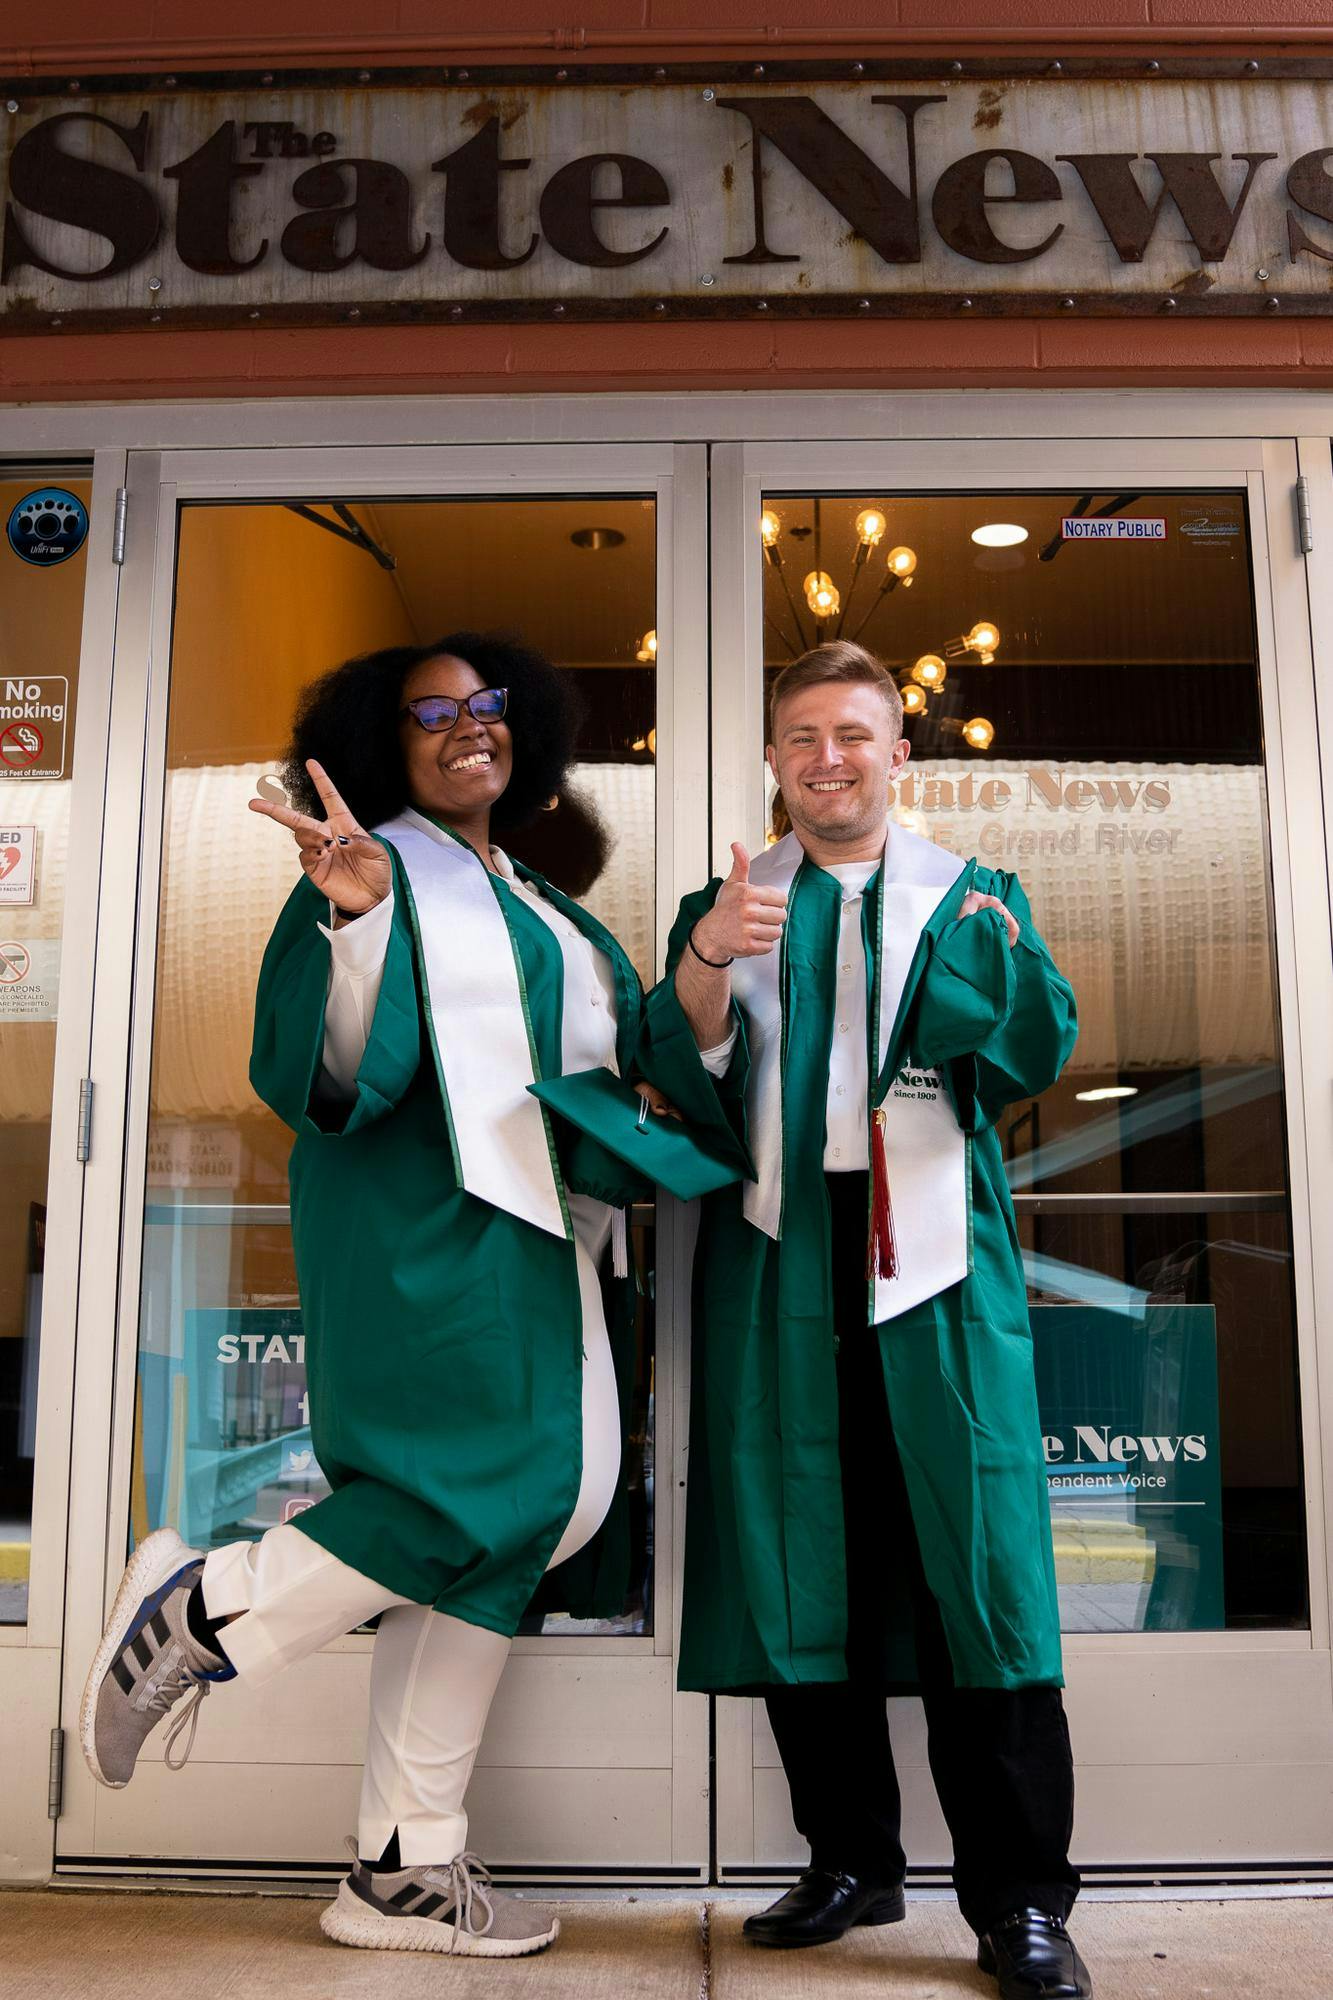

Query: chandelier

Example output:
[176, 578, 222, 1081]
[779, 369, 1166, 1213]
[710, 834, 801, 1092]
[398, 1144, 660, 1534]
[761, 503, 999, 751]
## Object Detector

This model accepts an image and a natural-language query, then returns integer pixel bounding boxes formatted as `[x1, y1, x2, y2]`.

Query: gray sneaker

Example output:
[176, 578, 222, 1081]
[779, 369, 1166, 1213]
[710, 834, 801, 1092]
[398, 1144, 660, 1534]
[80, 1526, 234, 1788]
[320, 1850, 560, 1957]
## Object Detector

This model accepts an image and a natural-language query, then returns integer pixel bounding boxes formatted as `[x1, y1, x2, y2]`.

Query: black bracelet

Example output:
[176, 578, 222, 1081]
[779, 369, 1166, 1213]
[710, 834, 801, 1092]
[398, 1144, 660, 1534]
[689, 924, 734, 969]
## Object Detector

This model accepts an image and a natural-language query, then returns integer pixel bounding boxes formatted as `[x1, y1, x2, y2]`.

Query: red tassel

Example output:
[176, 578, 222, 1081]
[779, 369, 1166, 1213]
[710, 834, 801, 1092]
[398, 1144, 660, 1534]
[868, 1106, 899, 1281]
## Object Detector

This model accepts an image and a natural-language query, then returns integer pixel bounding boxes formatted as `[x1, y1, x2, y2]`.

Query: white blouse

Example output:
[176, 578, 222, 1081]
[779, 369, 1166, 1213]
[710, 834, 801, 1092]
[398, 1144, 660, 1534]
[317, 848, 619, 1100]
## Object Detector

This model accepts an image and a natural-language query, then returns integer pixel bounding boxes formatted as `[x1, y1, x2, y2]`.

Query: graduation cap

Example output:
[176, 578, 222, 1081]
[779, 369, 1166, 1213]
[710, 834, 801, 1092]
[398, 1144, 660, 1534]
[529, 1068, 749, 1202]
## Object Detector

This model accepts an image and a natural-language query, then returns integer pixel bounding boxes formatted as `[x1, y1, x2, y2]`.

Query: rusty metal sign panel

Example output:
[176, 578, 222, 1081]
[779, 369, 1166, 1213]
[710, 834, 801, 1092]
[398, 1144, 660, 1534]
[4, 73, 1333, 327]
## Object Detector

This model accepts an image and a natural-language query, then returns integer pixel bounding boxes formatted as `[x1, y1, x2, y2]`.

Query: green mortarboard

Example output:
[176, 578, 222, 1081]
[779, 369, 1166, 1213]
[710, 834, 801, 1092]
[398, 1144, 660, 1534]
[529, 1068, 749, 1203]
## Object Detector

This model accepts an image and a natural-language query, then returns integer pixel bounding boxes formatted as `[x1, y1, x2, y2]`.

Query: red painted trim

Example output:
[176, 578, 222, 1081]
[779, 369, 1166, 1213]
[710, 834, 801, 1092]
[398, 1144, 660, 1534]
[4, 28, 1333, 76]
[0, 319, 1325, 403]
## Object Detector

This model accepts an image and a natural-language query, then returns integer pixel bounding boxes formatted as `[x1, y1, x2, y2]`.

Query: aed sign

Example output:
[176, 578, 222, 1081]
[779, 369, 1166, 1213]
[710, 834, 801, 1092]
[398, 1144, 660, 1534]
[0, 826, 36, 905]
[7, 73, 1333, 326]
[0, 678, 67, 779]
[1062, 517, 1167, 540]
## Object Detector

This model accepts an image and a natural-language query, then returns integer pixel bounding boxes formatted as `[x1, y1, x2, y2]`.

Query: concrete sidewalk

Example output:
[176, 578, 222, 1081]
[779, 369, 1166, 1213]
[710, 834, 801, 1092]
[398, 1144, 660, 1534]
[2, 1889, 1329, 1999]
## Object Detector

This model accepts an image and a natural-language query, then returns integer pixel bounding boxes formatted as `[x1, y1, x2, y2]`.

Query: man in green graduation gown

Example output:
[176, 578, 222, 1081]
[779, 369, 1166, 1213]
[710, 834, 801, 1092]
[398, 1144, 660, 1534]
[638, 641, 1091, 2000]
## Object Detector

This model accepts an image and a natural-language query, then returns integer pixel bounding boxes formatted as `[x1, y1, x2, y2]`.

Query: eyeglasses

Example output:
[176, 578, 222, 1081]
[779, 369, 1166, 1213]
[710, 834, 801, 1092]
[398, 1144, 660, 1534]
[400, 687, 509, 733]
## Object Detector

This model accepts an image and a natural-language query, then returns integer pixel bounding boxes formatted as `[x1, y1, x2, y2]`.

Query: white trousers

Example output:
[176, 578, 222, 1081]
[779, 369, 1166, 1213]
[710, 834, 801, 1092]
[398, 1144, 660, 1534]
[200, 1198, 621, 1866]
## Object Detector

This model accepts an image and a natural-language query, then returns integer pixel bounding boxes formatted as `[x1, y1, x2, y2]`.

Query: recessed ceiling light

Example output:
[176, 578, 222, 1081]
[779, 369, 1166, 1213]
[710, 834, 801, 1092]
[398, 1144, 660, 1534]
[971, 522, 1028, 548]
[570, 527, 626, 550]
[1075, 1085, 1139, 1102]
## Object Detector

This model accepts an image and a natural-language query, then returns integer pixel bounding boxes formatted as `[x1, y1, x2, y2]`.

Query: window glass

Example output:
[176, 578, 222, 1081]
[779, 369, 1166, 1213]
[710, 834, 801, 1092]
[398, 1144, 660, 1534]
[132, 496, 658, 1635]
[0, 469, 91, 1624]
[760, 489, 1302, 1632]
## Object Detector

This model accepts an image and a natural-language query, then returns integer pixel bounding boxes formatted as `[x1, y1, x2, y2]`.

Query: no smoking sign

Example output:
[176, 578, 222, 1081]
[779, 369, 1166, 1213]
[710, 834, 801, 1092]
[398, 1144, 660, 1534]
[0, 679, 66, 781]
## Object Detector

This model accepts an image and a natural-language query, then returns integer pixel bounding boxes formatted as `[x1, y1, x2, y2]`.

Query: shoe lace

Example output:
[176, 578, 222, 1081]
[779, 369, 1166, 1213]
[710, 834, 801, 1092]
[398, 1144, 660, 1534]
[421, 1852, 496, 1952]
[147, 1661, 213, 1772]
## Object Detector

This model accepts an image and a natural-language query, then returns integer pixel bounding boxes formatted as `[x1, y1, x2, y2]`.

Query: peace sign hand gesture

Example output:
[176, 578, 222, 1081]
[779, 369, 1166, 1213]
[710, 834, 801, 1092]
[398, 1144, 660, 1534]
[249, 759, 392, 919]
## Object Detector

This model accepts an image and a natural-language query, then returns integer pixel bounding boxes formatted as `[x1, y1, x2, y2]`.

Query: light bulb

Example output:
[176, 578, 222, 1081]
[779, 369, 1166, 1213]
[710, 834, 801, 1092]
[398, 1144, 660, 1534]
[855, 508, 887, 547]
[911, 653, 947, 688]
[644, 628, 658, 657]
[646, 727, 657, 756]
[760, 510, 781, 547]
[887, 545, 917, 578]
[968, 620, 1000, 654]
[900, 682, 928, 715]
[804, 570, 840, 618]
[963, 716, 995, 750]
[970, 523, 1028, 548]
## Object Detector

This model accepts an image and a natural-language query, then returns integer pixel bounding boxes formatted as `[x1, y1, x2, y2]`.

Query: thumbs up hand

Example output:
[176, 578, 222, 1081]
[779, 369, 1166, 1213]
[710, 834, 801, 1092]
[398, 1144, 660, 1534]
[692, 842, 789, 962]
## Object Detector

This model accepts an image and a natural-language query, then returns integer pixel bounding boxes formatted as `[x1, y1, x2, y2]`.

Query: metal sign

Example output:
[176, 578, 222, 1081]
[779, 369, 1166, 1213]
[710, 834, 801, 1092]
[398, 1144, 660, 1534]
[0, 679, 67, 778]
[4, 71, 1333, 325]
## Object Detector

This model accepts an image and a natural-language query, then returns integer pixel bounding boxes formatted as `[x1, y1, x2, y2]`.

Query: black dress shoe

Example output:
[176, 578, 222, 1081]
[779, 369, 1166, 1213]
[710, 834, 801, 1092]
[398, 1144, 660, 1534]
[977, 1909, 1092, 1998]
[742, 1866, 906, 1948]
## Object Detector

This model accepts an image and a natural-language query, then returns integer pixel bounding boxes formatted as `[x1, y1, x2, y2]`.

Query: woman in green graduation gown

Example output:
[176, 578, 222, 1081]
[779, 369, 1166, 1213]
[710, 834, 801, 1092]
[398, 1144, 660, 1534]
[81, 632, 661, 1959]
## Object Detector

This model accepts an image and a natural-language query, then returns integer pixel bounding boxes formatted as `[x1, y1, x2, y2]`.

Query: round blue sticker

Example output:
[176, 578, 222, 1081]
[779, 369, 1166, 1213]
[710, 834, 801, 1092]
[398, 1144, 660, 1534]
[7, 487, 89, 567]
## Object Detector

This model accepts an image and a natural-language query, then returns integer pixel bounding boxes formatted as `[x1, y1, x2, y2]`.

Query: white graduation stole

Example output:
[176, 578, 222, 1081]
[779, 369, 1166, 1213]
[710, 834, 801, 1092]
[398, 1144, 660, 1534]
[376, 808, 570, 1241]
[731, 825, 971, 1321]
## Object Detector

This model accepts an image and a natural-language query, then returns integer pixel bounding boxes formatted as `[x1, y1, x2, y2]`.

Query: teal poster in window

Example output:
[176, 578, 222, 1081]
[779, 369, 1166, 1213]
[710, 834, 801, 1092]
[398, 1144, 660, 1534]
[1031, 1303, 1224, 1633]
[138, 1307, 332, 1553]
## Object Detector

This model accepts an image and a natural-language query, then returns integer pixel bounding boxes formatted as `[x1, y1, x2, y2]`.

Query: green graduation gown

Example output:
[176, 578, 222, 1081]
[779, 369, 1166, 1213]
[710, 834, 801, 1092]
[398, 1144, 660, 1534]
[249, 839, 646, 1637]
[638, 849, 1078, 1693]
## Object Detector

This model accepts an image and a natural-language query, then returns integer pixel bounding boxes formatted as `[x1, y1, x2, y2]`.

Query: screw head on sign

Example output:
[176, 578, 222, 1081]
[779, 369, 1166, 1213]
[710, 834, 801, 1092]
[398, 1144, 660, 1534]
[148, 276, 162, 292]
[702, 88, 715, 102]
[5, 100, 18, 114]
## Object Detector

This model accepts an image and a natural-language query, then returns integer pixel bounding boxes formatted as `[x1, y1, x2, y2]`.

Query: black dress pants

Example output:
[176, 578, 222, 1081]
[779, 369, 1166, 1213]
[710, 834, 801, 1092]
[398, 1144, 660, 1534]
[763, 1171, 1080, 1939]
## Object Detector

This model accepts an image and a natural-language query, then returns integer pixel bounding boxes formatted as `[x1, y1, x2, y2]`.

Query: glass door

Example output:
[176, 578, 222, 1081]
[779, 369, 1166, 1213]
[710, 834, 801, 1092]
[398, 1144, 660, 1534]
[710, 437, 1333, 1877]
[56, 443, 710, 1881]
